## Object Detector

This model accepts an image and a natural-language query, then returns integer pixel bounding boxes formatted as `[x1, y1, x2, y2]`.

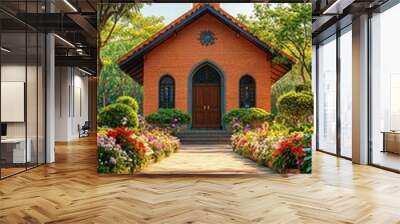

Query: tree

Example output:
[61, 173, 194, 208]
[97, 3, 143, 73]
[238, 3, 312, 83]
[97, 10, 164, 111]
[277, 90, 313, 126]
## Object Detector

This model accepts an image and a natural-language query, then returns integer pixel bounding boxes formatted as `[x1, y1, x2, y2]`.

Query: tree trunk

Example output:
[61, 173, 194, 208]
[97, 31, 103, 76]
[300, 63, 306, 83]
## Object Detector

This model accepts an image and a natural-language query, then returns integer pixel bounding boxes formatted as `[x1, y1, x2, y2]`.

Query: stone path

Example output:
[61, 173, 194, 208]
[140, 144, 273, 175]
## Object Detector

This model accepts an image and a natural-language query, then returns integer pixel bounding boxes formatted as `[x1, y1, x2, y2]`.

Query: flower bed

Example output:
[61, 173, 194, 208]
[97, 127, 179, 174]
[231, 124, 312, 174]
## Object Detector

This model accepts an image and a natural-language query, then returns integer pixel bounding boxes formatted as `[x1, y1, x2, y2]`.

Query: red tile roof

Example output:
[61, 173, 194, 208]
[117, 3, 296, 82]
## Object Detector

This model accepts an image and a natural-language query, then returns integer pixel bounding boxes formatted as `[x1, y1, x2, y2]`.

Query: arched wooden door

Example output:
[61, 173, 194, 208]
[192, 65, 221, 129]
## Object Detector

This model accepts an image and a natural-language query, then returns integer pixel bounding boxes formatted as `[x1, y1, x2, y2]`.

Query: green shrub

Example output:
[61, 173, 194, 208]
[288, 123, 314, 135]
[116, 96, 139, 112]
[277, 91, 313, 125]
[146, 109, 191, 133]
[98, 103, 138, 128]
[223, 108, 272, 131]
[295, 81, 312, 93]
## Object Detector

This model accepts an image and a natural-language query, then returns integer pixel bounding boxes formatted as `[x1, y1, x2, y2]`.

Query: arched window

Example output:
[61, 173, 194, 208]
[239, 75, 256, 108]
[159, 75, 175, 108]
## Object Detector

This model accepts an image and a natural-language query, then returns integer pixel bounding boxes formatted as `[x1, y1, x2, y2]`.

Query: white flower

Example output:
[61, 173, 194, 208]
[110, 157, 117, 165]
[121, 117, 128, 126]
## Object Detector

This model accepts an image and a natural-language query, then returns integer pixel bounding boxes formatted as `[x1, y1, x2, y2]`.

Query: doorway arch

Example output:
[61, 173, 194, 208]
[188, 60, 225, 129]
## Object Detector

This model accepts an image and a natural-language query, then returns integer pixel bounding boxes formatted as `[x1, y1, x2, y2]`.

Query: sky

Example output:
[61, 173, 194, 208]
[141, 3, 255, 24]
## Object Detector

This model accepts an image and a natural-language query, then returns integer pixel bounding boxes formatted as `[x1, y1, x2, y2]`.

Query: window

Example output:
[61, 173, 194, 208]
[370, 4, 400, 171]
[317, 35, 337, 154]
[339, 26, 352, 158]
[0, 2, 46, 179]
[239, 75, 256, 108]
[159, 75, 175, 109]
[193, 65, 220, 84]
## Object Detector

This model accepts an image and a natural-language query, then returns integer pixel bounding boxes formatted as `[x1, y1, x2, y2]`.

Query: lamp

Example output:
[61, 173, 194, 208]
[63, 0, 78, 12]
[54, 34, 75, 48]
[1, 47, 11, 53]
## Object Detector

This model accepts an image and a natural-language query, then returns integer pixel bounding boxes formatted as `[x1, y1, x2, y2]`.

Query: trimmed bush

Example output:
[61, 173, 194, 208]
[223, 108, 272, 131]
[116, 96, 139, 112]
[98, 103, 138, 129]
[295, 81, 312, 93]
[277, 91, 313, 125]
[146, 109, 191, 133]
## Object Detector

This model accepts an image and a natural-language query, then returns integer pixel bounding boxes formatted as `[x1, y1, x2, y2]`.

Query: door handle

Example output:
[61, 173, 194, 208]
[207, 105, 210, 110]
[203, 105, 206, 110]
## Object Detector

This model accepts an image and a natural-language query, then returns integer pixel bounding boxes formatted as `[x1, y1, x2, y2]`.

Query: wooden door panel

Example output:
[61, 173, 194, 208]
[205, 86, 220, 128]
[192, 84, 221, 128]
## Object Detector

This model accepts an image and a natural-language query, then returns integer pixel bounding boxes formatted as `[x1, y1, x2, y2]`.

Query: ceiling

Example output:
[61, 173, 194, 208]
[312, 0, 390, 43]
[0, 0, 97, 74]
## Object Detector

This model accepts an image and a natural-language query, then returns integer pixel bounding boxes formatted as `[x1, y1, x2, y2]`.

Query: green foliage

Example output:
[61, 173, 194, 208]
[97, 144, 131, 174]
[295, 80, 312, 93]
[146, 109, 191, 127]
[300, 147, 312, 173]
[97, 128, 180, 174]
[288, 123, 313, 135]
[271, 151, 296, 173]
[271, 74, 299, 114]
[277, 91, 313, 125]
[98, 11, 164, 113]
[238, 3, 312, 83]
[223, 108, 272, 128]
[116, 96, 139, 112]
[97, 103, 139, 129]
[268, 121, 289, 134]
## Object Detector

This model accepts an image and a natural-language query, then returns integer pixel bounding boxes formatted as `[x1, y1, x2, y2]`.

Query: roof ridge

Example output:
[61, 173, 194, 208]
[212, 5, 295, 63]
[117, 4, 203, 64]
[117, 4, 296, 67]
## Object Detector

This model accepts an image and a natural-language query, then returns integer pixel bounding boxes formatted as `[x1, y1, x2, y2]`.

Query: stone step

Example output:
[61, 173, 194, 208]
[180, 140, 231, 145]
[177, 134, 231, 138]
[178, 130, 231, 135]
[178, 133, 231, 136]
[177, 129, 232, 145]
[178, 136, 231, 140]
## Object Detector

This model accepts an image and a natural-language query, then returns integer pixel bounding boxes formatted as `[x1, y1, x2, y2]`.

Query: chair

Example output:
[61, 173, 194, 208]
[78, 121, 90, 138]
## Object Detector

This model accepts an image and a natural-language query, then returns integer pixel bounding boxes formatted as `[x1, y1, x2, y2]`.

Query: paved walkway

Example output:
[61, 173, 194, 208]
[141, 144, 273, 175]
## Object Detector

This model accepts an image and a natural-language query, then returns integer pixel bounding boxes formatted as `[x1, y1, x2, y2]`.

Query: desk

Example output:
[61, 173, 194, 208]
[1, 138, 31, 163]
[382, 131, 400, 154]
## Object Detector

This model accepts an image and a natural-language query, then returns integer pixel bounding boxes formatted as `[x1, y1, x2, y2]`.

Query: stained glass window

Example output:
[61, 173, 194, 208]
[159, 75, 175, 108]
[239, 75, 256, 108]
[193, 65, 220, 84]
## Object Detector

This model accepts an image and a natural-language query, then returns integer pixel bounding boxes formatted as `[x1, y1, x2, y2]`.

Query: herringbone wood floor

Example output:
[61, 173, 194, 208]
[1, 137, 400, 223]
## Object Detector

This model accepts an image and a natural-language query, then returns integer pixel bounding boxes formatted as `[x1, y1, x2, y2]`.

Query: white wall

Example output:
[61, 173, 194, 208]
[1, 65, 38, 138]
[1, 63, 46, 164]
[55, 67, 89, 141]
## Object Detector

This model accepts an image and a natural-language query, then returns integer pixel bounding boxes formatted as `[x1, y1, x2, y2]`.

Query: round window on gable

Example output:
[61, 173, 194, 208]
[199, 30, 216, 46]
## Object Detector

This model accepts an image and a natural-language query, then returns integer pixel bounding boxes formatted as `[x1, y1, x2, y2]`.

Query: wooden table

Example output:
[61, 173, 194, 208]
[381, 131, 400, 154]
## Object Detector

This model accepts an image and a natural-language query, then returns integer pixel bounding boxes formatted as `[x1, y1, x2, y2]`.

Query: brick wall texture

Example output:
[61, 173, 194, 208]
[143, 13, 273, 115]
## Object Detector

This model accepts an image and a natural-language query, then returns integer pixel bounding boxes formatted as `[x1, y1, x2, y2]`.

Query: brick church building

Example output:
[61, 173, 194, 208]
[118, 3, 294, 129]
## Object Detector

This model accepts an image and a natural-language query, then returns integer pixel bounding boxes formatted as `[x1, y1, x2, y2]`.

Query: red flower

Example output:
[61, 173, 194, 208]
[107, 127, 135, 139]
[106, 127, 149, 157]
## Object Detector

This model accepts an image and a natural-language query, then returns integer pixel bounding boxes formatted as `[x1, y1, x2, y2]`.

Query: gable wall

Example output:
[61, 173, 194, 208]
[143, 13, 273, 115]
